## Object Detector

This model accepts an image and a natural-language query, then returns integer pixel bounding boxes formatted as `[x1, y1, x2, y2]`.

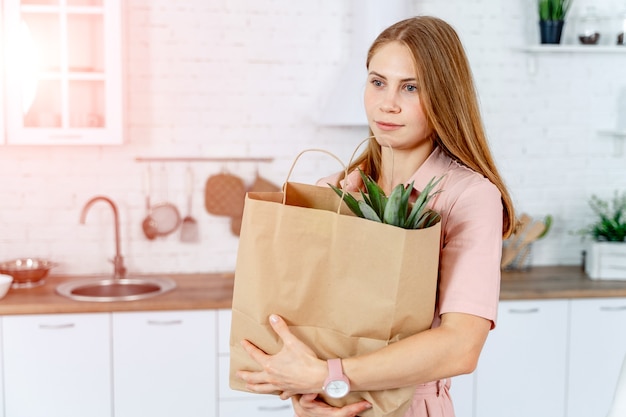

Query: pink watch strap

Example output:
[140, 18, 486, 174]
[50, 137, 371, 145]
[327, 358, 343, 379]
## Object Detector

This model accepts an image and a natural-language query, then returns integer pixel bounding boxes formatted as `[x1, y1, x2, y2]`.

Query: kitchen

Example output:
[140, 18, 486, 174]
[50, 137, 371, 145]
[0, 0, 625, 416]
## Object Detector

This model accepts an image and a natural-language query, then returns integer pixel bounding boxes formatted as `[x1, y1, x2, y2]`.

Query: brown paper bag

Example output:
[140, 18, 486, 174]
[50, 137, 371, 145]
[229, 181, 441, 417]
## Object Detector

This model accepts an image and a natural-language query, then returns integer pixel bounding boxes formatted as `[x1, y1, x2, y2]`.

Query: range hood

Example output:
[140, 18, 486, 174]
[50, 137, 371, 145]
[318, 0, 410, 126]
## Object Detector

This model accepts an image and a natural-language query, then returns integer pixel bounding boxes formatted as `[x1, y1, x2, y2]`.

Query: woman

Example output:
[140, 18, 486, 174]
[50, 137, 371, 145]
[237, 16, 515, 417]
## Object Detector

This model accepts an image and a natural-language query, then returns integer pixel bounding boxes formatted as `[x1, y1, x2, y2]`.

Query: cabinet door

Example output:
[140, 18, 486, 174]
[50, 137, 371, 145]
[112, 310, 217, 417]
[2, 313, 111, 417]
[475, 300, 568, 417]
[3, 0, 122, 145]
[567, 297, 626, 417]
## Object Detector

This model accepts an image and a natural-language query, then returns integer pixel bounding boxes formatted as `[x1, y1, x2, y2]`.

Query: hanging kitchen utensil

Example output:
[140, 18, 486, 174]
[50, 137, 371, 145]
[204, 168, 247, 217]
[141, 165, 158, 240]
[180, 166, 199, 243]
[150, 164, 182, 237]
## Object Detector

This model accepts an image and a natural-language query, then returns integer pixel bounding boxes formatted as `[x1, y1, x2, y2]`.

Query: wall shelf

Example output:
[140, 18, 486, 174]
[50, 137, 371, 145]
[515, 45, 626, 74]
[517, 45, 626, 54]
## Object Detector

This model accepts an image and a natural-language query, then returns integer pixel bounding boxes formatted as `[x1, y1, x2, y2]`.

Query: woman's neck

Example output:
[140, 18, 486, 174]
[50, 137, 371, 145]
[377, 142, 435, 194]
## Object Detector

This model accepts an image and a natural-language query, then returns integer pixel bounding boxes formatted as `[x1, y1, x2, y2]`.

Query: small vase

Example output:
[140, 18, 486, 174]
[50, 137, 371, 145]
[539, 20, 565, 44]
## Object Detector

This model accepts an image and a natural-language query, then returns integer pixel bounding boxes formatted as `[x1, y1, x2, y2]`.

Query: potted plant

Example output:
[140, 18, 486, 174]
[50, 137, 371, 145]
[579, 191, 626, 280]
[538, 0, 573, 44]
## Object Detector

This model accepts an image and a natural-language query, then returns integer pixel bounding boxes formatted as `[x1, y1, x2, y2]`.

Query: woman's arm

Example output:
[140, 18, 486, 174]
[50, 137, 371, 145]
[344, 311, 490, 391]
[238, 311, 490, 398]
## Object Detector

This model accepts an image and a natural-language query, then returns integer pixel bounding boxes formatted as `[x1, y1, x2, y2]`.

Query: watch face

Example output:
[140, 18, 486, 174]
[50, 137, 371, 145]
[325, 380, 350, 399]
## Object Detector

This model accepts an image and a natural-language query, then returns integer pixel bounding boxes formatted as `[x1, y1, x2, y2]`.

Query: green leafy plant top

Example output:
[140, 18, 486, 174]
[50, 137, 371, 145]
[329, 169, 443, 230]
[579, 191, 626, 242]
[538, 0, 572, 21]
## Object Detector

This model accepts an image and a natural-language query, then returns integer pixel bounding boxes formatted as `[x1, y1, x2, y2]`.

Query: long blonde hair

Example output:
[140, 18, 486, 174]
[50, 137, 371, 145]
[349, 16, 515, 238]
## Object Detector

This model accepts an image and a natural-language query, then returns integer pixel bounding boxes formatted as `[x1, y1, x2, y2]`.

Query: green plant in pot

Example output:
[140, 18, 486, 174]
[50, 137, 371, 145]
[579, 191, 626, 242]
[578, 191, 626, 280]
[538, 0, 573, 44]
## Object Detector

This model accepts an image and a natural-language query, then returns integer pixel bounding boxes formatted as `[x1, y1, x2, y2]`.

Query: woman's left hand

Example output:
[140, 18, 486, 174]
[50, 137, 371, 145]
[237, 314, 327, 399]
[292, 394, 372, 417]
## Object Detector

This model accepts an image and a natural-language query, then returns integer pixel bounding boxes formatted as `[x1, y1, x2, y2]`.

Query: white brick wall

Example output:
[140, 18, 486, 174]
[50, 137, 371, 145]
[0, 0, 624, 275]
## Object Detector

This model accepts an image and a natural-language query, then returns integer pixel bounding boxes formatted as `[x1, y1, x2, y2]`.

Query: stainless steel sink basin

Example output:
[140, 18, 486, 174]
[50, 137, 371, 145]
[56, 277, 176, 302]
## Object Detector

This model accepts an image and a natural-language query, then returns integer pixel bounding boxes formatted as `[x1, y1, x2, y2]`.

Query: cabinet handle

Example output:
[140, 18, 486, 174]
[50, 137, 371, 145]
[39, 323, 75, 329]
[147, 320, 183, 326]
[257, 404, 292, 412]
[508, 308, 539, 314]
[599, 306, 626, 312]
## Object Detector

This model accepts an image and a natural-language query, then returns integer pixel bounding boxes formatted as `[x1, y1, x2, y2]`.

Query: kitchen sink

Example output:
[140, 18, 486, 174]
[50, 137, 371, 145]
[56, 276, 176, 302]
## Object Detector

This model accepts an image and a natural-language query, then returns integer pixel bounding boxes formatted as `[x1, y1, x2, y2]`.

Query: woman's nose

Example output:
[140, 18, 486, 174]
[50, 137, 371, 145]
[380, 91, 400, 113]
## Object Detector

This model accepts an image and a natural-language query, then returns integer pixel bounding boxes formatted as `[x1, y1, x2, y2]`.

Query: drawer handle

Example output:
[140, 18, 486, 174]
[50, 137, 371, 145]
[600, 306, 626, 312]
[39, 323, 75, 329]
[508, 308, 539, 314]
[147, 320, 183, 326]
[257, 404, 291, 412]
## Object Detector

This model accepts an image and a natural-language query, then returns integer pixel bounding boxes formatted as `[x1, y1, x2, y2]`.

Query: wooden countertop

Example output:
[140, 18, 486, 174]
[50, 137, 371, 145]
[0, 266, 625, 315]
[0, 273, 234, 316]
[501, 265, 626, 300]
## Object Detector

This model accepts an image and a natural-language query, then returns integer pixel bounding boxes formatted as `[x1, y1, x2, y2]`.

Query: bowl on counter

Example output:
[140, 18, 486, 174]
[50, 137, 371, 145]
[0, 258, 57, 289]
[0, 274, 13, 299]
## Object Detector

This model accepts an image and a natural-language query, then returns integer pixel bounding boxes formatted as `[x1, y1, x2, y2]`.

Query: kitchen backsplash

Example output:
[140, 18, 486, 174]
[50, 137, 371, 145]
[0, 0, 625, 275]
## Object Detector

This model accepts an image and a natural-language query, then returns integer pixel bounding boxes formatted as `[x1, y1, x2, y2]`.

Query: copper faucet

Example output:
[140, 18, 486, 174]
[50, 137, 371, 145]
[80, 196, 127, 279]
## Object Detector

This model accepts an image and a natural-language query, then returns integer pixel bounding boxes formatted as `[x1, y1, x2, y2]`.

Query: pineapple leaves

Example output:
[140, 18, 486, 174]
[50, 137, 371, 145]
[405, 175, 444, 229]
[329, 169, 444, 230]
[328, 184, 364, 218]
[358, 200, 382, 222]
[358, 169, 386, 219]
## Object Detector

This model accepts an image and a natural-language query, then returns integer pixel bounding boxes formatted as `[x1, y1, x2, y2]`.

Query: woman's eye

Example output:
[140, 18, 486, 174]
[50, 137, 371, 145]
[405, 84, 418, 92]
[371, 79, 383, 87]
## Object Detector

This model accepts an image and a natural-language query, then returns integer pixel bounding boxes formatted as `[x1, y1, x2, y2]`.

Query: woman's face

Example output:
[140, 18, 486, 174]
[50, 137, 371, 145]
[364, 41, 434, 153]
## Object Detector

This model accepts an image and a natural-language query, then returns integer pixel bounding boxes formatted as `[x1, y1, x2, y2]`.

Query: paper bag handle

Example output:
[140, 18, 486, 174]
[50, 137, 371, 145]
[283, 137, 377, 213]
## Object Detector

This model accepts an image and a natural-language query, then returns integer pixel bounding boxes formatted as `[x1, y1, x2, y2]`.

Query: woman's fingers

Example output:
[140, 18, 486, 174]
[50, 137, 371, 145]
[292, 394, 373, 417]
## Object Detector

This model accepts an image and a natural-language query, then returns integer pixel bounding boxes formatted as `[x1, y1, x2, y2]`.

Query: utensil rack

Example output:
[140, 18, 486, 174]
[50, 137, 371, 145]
[135, 157, 274, 163]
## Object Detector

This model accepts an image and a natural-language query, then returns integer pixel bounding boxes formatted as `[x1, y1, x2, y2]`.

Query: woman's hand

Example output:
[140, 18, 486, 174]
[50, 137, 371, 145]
[237, 314, 327, 399]
[292, 394, 372, 417]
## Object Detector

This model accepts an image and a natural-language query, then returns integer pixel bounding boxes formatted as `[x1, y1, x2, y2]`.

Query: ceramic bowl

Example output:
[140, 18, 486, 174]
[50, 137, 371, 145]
[0, 274, 14, 299]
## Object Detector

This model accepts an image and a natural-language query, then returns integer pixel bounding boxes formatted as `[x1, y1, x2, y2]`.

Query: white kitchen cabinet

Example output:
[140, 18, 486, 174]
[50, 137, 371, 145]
[451, 373, 475, 417]
[567, 297, 626, 417]
[2, 313, 111, 417]
[112, 310, 217, 417]
[2, 0, 123, 145]
[217, 309, 294, 417]
[475, 300, 569, 417]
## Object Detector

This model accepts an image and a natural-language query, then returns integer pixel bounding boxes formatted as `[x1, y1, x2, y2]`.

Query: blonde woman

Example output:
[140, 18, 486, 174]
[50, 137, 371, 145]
[237, 16, 515, 417]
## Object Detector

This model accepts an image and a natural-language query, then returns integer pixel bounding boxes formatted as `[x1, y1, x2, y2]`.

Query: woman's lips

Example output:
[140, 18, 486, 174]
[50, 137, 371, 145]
[375, 121, 402, 131]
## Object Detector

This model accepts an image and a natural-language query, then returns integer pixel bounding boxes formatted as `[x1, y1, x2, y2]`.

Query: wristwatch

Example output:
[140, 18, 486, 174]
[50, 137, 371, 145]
[322, 358, 351, 399]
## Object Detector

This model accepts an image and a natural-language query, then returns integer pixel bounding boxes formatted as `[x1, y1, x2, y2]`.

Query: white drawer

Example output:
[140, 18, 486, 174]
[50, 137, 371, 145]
[219, 397, 293, 417]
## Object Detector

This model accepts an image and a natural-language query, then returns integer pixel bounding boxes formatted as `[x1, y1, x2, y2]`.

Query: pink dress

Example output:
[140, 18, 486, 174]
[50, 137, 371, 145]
[318, 146, 503, 417]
